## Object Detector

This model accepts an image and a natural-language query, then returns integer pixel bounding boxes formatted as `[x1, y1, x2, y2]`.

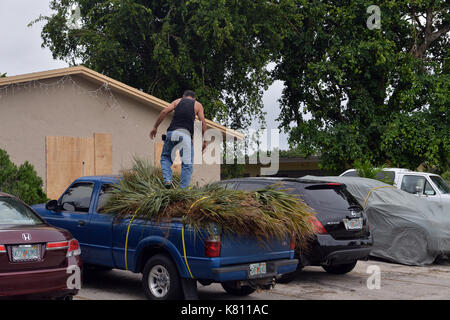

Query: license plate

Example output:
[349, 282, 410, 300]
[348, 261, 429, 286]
[249, 262, 266, 277]
[12, 245, 40, 262]
[343, 218, 363, 230]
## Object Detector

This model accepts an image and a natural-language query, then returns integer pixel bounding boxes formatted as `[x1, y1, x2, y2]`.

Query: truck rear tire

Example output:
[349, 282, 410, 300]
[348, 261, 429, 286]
[221, 281, 256, 296]
[142, 254, 182, 300]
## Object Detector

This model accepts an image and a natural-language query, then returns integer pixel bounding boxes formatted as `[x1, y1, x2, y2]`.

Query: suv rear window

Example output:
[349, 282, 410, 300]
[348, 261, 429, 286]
[235, 181, 361, 211]
[0, 197, 44, 226]
[300, 184, 361, 210]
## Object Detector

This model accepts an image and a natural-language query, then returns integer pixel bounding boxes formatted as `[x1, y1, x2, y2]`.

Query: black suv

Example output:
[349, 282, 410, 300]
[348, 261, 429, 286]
[217, 178, 373, 277]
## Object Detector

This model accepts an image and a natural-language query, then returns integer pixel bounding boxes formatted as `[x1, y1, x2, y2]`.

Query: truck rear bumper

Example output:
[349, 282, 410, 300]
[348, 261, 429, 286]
[210, 259, 298, 282]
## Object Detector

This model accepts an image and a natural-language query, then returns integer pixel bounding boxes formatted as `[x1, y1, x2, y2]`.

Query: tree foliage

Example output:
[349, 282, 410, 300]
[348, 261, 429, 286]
[32, 0, 288, 130]
[275, 0, 449, 173]
[33, 1, 449, 173]
[353, 159, 393, 184]
[0, 149, 48, 205]
[442, 171, 450, 183]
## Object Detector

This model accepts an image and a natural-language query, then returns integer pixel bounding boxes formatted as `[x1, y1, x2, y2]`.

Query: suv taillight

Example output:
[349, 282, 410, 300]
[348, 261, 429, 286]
[0, 245, 6, 253]
[309, 216, 328, 234]
[205, 235, 221, 258]
[67, 239, 81, 257]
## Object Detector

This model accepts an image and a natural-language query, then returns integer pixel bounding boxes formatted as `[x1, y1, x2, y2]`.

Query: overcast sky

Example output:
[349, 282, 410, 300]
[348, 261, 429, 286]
[0, 0, 289, 150]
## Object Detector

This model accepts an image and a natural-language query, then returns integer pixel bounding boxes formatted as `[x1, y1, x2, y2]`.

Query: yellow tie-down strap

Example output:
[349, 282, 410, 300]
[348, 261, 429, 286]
[124, 208, 140, 271]
[363, 186, 396, 208]
[124, 197, 210, 277]
[182, 196, 210, 279]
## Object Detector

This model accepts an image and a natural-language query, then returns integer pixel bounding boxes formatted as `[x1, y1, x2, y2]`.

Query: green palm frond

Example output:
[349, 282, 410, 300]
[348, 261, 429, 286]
[103, 158, 316, 249]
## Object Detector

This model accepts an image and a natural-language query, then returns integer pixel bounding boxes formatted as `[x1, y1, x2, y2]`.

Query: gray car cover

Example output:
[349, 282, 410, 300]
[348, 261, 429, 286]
[302, 176, 450, 266]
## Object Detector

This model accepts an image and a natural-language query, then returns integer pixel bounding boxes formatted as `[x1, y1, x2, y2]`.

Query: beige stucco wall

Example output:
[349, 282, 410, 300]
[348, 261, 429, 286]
[0, 75, 220, 189]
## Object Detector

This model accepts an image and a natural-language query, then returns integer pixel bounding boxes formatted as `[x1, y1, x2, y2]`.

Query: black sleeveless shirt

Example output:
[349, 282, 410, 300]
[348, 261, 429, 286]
[167, 98, 195, 137]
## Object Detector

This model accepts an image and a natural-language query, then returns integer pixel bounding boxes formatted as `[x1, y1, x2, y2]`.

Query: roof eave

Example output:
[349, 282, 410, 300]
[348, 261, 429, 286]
[0, 66, 244, 140]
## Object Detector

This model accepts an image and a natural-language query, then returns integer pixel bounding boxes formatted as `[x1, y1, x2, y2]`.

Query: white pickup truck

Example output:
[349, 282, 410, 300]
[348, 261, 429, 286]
[340, 168, 450, 205]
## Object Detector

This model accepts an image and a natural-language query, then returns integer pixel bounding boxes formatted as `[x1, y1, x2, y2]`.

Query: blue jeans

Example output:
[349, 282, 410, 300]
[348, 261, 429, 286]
[160, 130, 194, 189]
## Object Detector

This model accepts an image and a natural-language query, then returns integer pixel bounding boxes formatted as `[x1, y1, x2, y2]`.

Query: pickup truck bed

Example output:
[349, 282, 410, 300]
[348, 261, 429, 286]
[32, 176, 298, 300]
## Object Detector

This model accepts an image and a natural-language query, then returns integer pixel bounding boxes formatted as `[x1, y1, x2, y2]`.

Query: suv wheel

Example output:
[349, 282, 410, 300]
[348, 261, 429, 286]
[142, 254, 181, 300]
[322, 261, 357, 274]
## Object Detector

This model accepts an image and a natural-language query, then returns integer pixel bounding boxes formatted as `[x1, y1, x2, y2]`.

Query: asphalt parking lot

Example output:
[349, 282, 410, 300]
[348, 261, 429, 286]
[75, 258, 450, 300]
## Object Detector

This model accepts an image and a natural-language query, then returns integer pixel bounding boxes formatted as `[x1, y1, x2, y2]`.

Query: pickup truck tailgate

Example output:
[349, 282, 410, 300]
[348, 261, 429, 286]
[219, 234, 293, 266]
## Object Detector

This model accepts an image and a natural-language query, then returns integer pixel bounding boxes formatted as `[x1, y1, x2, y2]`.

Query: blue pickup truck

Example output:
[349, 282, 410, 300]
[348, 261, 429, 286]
[32, 176, 299, 300]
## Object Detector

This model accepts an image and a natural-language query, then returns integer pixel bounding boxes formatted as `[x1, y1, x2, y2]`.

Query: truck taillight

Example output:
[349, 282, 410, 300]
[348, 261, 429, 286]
[309, 216, 328, 234]
[290, 236, 296, 250]
[0, 245, 6, 253]
[67, 239, 81, 257]
[205, 235, 221, 258]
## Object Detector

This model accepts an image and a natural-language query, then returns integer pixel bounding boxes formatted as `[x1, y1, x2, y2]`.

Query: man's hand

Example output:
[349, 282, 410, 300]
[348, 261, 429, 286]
[149, 127, 158, 140]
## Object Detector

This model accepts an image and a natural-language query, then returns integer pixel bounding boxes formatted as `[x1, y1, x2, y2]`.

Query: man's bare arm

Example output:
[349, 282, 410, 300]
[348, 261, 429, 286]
[195, 102, 208, 150]
[195, 102, 207, 135]
[149, 99, 181, 140]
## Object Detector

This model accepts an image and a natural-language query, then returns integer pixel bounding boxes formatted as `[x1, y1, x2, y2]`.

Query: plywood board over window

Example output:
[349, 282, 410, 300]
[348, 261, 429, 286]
[46, 133, 112, 200]
[94, 133, 113, 175]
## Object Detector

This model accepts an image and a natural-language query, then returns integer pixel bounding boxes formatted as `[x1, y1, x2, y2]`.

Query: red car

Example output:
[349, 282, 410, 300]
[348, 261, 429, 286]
[0, 192, 82, 299]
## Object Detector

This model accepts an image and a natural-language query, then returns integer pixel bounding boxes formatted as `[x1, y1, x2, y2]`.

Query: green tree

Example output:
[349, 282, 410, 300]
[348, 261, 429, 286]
[0, 73, 6, 78]
[279, 148, 308, 158]
[274, 0, 449, 174]
[353, 159, 393, 184]
[0, 149, 48, 205]
[442, 171, 450, 183]
[32, 0, 288, 130]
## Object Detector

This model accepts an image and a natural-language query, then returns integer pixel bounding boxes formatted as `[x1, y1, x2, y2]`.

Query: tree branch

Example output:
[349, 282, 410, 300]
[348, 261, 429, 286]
[409, 2, 450, 59]
[410, 8, 424, 31]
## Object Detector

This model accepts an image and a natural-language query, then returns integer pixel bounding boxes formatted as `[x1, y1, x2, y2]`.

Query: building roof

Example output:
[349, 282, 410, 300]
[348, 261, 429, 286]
[0, 66, 243, 139]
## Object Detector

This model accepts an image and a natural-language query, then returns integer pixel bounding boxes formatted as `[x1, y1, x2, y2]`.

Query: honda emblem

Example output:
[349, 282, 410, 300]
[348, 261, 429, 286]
[22, 233, 32, 241]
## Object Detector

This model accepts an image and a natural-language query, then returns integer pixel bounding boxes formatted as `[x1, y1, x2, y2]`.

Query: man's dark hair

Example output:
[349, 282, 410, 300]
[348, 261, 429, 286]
[183, 90, 196, 98]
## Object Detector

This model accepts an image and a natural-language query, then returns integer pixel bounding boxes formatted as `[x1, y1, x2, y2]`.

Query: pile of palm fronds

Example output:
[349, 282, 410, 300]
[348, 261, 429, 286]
[103, 158, 316, 249]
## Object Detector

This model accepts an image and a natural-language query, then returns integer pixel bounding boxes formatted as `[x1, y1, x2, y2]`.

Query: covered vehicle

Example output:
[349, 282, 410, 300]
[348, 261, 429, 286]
[340, 169, 450, 205]
[303, 176, 450, 266]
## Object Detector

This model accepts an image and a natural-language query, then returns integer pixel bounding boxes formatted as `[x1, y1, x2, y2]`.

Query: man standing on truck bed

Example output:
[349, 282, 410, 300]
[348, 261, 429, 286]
[150, 90, 207, 189]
